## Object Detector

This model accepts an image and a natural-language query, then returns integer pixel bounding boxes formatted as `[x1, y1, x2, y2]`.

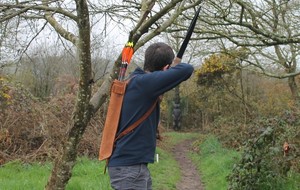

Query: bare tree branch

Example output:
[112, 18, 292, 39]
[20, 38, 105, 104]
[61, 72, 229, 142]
[0, 3, 77, 21]
[45, 14, 78, 44]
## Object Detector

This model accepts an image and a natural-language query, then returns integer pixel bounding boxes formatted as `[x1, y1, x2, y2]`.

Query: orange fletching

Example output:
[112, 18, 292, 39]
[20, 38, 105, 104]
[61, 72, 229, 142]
[122, 42, 134, 64]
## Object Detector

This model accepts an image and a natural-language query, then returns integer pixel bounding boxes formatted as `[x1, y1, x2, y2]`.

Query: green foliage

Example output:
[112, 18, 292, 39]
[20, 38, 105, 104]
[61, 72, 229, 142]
[191, 50, 252, 128]
[227, 117, 299, 190]
[195, 50, 243, 86]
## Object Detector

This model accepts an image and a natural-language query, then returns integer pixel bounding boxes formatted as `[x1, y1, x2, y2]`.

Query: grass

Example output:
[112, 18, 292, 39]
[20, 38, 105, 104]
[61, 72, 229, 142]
[0, 132, 185, 190]
[284, 171, 300, 190]
[149, 147, 180, 190]
[0, 132, 195, 190]
[162, 131, 201, 147]
[0, 152, 178, 190]
[66, 157, 111, 190]
[1, 132, 299, 190]
[190, 135, 240, 190]
[0, 161, 51, 190]
[0, 158, 111, 190]
[149, 132, 203, 190]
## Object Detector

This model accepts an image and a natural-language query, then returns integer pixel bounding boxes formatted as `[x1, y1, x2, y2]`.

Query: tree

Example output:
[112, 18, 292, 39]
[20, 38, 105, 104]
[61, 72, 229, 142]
[195, 49, 257, 124]
[194, 0, 300, 103]
[0, 0, 203, 189]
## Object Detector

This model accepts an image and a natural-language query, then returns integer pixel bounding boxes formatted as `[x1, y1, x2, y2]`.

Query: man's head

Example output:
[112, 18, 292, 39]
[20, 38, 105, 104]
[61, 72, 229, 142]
[143, 42, 175, 72]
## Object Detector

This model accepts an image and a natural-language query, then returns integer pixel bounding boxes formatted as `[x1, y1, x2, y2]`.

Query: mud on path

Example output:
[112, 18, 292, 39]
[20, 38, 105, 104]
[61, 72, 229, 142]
[172, 139, 204, 190]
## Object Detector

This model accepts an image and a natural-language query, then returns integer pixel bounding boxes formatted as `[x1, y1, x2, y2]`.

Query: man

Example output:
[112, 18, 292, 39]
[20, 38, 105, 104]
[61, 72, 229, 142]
[108, 42, 194, 190]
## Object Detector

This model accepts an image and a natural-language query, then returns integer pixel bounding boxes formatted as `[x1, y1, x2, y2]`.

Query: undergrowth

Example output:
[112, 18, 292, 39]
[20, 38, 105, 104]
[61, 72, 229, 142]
[227, 117, 300, 190]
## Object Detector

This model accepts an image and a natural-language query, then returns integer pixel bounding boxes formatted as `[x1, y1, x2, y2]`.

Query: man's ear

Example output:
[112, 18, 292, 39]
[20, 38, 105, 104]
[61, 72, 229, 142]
[162, 64, 170, 71]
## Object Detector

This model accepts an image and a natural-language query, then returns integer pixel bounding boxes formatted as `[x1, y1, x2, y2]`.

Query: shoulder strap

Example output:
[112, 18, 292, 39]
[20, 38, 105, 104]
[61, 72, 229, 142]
[103, 98, 158, 174]
[114, 98, 159, 142]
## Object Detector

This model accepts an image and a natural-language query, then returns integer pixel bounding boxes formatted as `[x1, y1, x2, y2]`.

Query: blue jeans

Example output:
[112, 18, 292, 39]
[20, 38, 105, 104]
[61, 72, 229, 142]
[108, 164, 152, 190]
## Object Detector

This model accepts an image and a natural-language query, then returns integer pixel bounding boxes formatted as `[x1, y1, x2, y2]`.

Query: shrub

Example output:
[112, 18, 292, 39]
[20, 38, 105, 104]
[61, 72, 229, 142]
[227, 117, 298, 190]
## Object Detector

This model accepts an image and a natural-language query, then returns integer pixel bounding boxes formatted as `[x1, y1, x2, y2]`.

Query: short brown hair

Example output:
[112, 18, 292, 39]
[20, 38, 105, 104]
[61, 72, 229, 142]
[143, 42, 175, 72]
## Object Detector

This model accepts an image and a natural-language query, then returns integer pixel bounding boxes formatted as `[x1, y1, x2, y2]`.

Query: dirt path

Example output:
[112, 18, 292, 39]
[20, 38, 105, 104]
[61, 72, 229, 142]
[172, 139, 205, 190]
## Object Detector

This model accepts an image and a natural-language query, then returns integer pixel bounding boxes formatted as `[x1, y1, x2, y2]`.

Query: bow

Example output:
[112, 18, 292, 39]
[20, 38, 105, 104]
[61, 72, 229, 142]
[118, 3, 202, 80]
[173, 5, 202, 65]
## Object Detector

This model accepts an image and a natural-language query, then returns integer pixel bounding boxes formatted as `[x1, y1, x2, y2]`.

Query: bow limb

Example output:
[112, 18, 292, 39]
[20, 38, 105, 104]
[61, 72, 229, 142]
[173, 2, 203, 65]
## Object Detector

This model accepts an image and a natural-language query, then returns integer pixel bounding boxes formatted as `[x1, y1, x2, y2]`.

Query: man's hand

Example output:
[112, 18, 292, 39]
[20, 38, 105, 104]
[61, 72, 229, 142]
[171, 57, 181, 67]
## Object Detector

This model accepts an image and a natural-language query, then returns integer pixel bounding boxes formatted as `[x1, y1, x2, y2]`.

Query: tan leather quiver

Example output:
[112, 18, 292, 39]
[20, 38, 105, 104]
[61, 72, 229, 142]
[99, 79, 128, 161]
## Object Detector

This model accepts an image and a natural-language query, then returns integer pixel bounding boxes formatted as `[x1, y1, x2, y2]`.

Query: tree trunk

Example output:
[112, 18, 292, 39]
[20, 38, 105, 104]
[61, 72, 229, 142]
[45, 125, 90, 189]
[45, 0, 93, 189]
[288, 76, 300, 104]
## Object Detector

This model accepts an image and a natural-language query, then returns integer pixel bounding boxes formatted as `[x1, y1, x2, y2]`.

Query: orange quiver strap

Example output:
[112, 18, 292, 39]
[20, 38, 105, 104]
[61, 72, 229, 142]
[99, 79, 128, 161]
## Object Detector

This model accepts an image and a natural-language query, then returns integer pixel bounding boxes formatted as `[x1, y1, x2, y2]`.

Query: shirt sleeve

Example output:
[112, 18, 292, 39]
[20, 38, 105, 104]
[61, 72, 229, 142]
[135, 63, 194, 98]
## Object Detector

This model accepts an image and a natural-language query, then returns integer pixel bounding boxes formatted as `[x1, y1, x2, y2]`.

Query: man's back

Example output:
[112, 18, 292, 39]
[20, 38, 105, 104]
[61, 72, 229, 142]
[108, 63, 193, 167]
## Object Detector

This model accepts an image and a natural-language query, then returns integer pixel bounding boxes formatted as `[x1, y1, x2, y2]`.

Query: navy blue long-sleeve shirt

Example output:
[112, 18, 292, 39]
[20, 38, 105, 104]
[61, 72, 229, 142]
[108, 63, 194, 167]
